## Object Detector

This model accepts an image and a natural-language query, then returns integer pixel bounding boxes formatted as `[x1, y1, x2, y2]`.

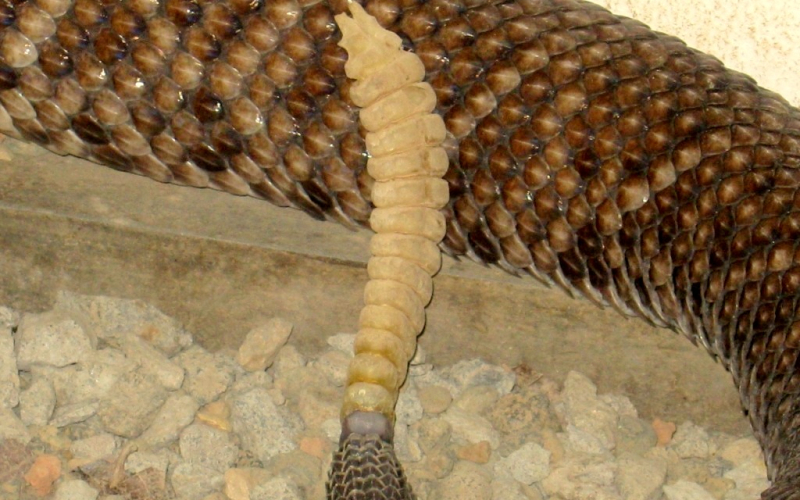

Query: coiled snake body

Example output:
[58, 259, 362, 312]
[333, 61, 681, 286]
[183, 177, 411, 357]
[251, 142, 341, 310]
[0, 0, 798, 498]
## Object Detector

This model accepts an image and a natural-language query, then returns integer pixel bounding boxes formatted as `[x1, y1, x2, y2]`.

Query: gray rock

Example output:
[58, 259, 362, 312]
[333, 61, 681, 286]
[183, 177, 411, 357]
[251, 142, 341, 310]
[395, 423, 423, 463]
[442, 359, 516, 398]
[50, 401, 99, 428]
[97, 371, 169, 438]
[271, 345, 306, 380]
[230, 371, 273, 395]
[236, 318, 293, 372]
[415, 417, 452, 454]
[442, 407, 500, 449]
[54, 292, 192, 356]
[312, 349, 350, 387]
[0, 406, 31, 443]
[564, 424, 611, 455]
[453, 386, 499, 415]
[137, 392, 200, 449]
[490, 480, 529, 500]
[19, 377, 55, 426]
[325, 333, 355, 354]
[600, 393, 639, 419]
[432, 461, 492, 500]
[49, 348, 135, 406]
[15, 311, 93, 369]
[396, 382, 424, 425]
[669, 422, 711, 459]
[557, 371, 618, 452]
[229, 387, 300, 463]
[55, 479, 99, 500]
[0, 306, 19, 331]
[320, 418, 341, 442]
[179, 423, 239, 473]
[70, 433, 118, 464]
[723, 460, 770, 498]
[542, 455, 620, 500]
[662, 480, 716, 500]
[170, 462, 225, 500]
[0, 326, 18, 408]
[251, 476, 303, 500]
[125, 449, 177, 475]
[495, 442, 551, 485]
[719, 438, 764, 468]
[417, 385, 452, 415]
[615, 452, 667, 500]
[107, 333, 185, 391]
[173, 346, 237, 405]
[615, 415, 658, 457]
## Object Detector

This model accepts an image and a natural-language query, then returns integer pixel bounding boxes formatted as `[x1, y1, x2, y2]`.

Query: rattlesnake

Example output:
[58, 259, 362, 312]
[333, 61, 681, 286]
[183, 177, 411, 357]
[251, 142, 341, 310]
[0, 0, 798, 498]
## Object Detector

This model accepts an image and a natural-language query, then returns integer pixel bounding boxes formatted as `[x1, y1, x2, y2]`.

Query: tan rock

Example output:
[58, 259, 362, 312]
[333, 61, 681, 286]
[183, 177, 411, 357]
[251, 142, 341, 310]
[196, 401, 232, 432]
[418, 385, 452, 415]
[224, 467, 270, 500]
[236, 318, 293, 372]
[455, 440, 491, 464]
[652, 418, 677, 446]
[299, 436, 330, 460]
[23, 454, 61, 497]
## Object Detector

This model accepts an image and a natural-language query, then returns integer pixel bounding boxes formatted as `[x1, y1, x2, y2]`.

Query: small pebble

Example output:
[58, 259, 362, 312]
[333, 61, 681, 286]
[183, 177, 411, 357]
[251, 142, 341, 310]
[653, 418, 677, 446]
[417, 385, 452, 415]
[170, 462, 225, 500]
[456, 440, 491, 464]
[236, 318, 293, 372]
[54, 479, 98, 500]
[69, 433, 117, 466]
[251, 476, 303, 500]
[229, 387, 299, 463]
[137, 392, 201, 449]
[432, 461, 491, 500]
[173, 346, 236, 405]
[662, 479, 716, 500]
[195, 401, 233, 432]
[96, 370, 169, 438]
[179, 423, 238, 473]
[19, 377, 56, 426]
[0, 325, 19, 408]
[495, 442, 551, 484]
[23, 454, 62, 496]
[0, 405, 31, 443]
[224, 467, 271, 500]
[15, 312, 93, 369]
[670, 421, 711, 459]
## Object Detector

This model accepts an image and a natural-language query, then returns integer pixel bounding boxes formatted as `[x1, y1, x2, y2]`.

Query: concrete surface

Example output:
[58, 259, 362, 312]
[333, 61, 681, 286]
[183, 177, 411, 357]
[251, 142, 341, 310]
[2, 1, 795, 437]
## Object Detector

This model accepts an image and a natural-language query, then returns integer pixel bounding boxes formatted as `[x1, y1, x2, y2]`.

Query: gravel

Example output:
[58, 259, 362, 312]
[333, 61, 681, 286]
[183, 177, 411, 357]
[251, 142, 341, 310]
[0, 293, 770, 499]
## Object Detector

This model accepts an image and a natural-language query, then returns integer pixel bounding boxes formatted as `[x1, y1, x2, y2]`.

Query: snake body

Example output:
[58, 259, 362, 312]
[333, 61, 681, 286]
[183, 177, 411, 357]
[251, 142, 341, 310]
[0, 0, 799, 498]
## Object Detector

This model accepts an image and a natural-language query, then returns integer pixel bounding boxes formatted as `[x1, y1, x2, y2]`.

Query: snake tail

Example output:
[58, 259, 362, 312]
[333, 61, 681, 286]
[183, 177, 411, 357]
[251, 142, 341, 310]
[328, 4, 448, 498]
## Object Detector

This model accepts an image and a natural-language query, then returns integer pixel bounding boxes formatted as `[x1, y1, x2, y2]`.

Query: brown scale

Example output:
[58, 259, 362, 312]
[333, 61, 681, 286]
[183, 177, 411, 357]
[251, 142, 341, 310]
[0, 0, 800, 496]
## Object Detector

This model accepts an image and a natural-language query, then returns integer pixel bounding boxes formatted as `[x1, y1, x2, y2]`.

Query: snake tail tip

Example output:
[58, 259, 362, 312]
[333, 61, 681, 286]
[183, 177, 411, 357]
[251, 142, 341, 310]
[327, 431, 414, 500]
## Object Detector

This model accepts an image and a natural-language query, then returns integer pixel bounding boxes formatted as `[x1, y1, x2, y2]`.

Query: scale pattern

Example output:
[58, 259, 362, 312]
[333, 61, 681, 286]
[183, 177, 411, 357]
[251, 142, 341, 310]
[0, 0, 799, 497]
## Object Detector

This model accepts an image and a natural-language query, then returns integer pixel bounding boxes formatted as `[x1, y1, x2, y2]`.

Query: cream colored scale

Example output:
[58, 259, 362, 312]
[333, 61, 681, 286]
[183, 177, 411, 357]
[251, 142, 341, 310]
[335, 3, 450, 421]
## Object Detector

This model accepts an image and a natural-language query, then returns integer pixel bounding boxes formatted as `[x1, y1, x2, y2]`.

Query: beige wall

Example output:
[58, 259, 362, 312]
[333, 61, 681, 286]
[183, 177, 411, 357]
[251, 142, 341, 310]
[595, 0, 800, 106]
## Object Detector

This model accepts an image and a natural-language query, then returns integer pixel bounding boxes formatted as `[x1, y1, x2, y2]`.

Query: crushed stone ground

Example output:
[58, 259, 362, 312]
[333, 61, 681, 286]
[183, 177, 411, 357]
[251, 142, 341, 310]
[0, 292, 769, 500]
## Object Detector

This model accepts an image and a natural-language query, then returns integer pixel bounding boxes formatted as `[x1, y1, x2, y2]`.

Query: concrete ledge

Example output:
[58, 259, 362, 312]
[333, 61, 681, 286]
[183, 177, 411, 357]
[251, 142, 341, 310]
[0, 136, 747, 435]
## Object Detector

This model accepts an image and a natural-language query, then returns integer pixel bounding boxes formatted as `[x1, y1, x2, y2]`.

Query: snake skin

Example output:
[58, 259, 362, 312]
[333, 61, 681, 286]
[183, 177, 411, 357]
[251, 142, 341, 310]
[0, 0, 799, 497]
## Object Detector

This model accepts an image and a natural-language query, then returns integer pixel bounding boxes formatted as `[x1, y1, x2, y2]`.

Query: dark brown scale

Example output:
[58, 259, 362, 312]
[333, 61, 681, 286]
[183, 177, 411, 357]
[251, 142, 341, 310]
[203, 3, 241, 41]
[110, 7, 147, 40]
[165, 0, 201, 28]
[1, 1, 799, 497]
[131, 43, 167, 78]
